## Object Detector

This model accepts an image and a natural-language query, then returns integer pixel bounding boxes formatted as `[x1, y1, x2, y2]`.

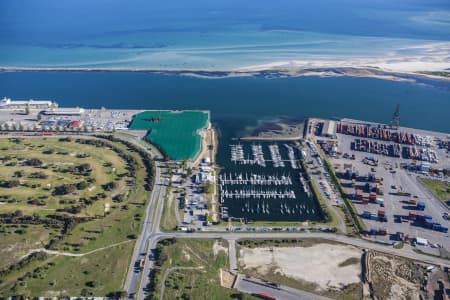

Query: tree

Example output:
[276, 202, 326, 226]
[53, 183, 77, 195]
[26, 158, 43, 167]
[76, 181, 89, 190]
[85, 281, 96, 288]
[13, 170, 25, 178]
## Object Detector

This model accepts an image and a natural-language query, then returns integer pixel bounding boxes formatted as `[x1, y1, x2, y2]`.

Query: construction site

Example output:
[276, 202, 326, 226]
[234, 238, 450, 300]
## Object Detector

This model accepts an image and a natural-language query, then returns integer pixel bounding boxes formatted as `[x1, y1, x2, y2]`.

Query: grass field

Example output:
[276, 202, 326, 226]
[149, 238, 256, 300]
[0, 224, 56, 269]
[129, 110, 209, 160]
[7, 242, 134, 297]
[0, 136, 153, 297]
[420, 178, 450, 205]
[160, 187, 179, 232]
[0, 137, 128, 217]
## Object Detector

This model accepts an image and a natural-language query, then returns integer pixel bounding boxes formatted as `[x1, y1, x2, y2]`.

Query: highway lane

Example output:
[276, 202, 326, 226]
[136, 180, 167, 300]
[113, 132, 169, 298]
[124, 161, 164, 297]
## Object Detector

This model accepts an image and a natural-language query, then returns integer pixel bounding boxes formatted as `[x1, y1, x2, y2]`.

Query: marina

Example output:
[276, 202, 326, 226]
[219, 173, 292, 185]
[252, 144, 266, 167]
[284, 144, 299, 169]
[269, 144, 285, 168]
[230, 144, 245, 164]
[220, 188, 296, 201]
[219, 140, 324, 222]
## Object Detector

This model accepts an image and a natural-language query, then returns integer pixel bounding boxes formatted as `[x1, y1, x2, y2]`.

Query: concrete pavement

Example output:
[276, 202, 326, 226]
[228, 239, 237, 271]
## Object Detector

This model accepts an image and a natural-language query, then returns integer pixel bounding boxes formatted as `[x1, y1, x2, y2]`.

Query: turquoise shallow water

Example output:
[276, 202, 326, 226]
[1, 0, 449, 69]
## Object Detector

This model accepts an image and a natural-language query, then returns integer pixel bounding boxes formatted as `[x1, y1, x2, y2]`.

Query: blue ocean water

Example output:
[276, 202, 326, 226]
[0, 71, 449, 133]
[0, 0, 449, 69]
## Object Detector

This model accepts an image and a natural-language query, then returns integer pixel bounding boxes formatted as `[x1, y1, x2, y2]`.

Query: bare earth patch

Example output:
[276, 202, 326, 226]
[220, 269, 236, 289]
[239, 243, 362, 290]
[366, 251, 421, 300]
[213, 240, 228, 257]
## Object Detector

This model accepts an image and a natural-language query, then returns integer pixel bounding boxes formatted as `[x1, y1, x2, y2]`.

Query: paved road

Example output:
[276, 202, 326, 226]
[228, 239, 238, 271]
[136, 182, 167, 300]
[234, 274, 333, 300]
[124, 161, 165, 298]
[117, 132, 167, 298]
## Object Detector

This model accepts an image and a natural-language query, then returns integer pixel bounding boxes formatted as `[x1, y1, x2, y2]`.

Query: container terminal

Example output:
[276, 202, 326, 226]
[306, 113, 449, 257]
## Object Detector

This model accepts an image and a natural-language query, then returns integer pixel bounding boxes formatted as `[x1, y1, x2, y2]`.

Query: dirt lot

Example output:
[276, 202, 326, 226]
[239, 243, 362, 291]
[366, 251, 424, 300]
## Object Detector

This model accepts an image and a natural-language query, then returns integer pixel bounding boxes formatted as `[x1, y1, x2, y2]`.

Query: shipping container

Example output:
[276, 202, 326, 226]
[362, 211, 371, 219]
[407, 199, 417, 205]
[417, 201, 426, 211]
[378, 228, 387, 235]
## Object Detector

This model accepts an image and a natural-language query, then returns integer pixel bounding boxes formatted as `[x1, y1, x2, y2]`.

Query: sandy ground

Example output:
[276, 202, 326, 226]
[239, 244, 362, 290]
[213, 240, 228, 257]
[235, 42, 450, 73]
[220, 269, 236, 289]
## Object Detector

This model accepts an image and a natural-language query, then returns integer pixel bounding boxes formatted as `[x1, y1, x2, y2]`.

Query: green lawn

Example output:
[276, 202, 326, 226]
[420, 178, 450, 205]
[160, 187, 179, 232]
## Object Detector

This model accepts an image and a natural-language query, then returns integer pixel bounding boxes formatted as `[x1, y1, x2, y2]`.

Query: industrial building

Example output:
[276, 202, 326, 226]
[321, 120, 336, 137]
[39, 108, 85, 116]
[0, 97, 57, 109]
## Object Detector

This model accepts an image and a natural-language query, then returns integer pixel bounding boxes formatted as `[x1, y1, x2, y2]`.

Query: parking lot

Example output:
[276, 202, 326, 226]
[0, 107, 140, 132]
